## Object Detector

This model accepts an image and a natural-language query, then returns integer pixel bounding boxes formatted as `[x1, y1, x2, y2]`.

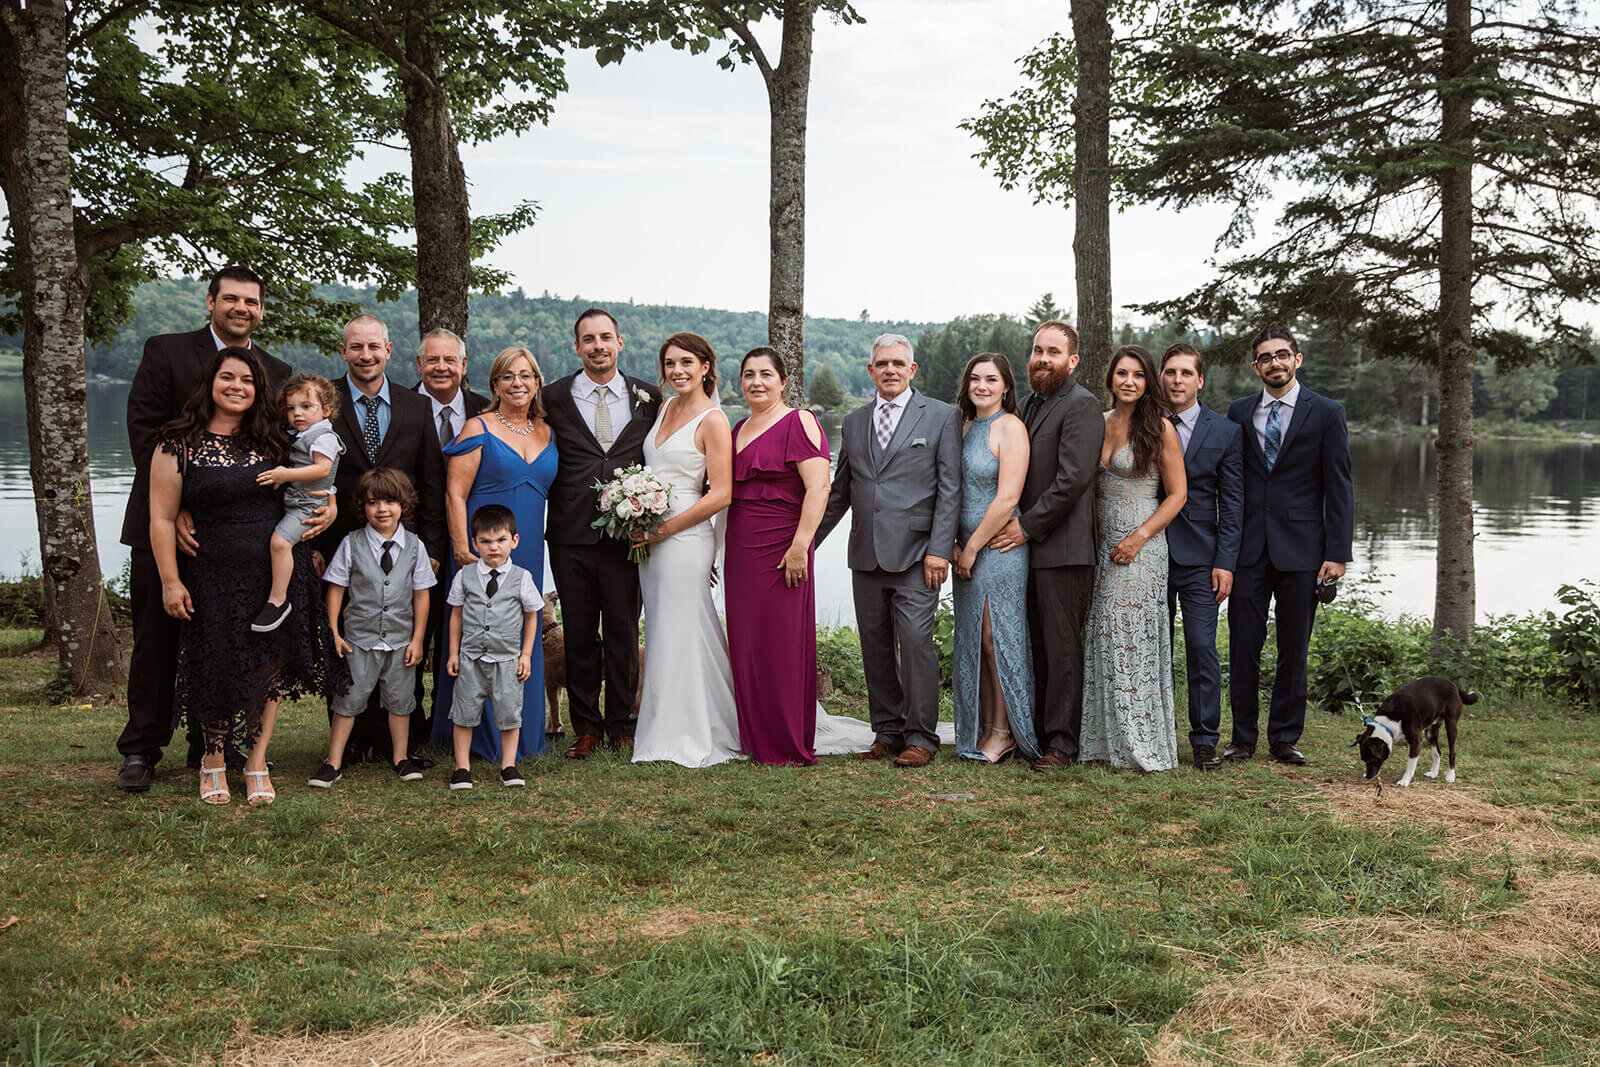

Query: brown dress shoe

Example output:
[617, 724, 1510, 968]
[1029, 749, 1076, 772]
[564, 735, 600, 760]
[893, 745, 934, 767]
[858, 740, 899, 760]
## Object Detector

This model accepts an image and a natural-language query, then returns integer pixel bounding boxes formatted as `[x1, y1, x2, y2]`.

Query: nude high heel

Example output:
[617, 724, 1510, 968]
[978, 721, 1015, 763]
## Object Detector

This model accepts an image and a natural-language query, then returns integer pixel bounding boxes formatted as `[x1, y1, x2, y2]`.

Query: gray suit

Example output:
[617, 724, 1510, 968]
[818, 389, 962, 753]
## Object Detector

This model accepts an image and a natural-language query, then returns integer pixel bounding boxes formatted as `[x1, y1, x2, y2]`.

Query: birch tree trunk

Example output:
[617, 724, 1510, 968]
[1070, 0, 1112, 402]
[0, 0, 122, 693]
[402, 34, 471, 340]
[1433, 0, 1476, 643]
[767, 4, 812, 408]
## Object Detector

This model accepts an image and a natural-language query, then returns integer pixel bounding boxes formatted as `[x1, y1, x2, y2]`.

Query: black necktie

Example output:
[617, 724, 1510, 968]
[438, 407, 454, 447]
[380, 540, 395, 574]
[486, 569, 500, 599]
[1023, 394, 1042, 427]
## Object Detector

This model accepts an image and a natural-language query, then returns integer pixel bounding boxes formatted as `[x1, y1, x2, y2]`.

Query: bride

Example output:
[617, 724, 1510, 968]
[630, 332, 742, 766]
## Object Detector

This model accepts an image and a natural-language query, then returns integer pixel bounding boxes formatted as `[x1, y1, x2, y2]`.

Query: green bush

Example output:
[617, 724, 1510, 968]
[816, 626, 866, 697]
[1551, 581, 1600, 709]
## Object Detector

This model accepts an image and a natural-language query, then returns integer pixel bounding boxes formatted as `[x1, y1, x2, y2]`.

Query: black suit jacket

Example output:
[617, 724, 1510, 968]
[541, 373, 661, 546]
[411, 382, 490, 428]
[1167, 403, 1244, 572]
[1018, 374, 1104, 568]
[120, 327, 292, 550]
[316, 376, 446, 562]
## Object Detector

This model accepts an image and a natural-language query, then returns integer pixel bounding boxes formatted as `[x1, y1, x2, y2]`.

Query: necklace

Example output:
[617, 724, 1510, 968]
[495, 411, 534, 436]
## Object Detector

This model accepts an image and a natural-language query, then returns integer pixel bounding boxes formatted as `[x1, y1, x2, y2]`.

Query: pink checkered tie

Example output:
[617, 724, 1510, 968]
[876, 401, 893, 450]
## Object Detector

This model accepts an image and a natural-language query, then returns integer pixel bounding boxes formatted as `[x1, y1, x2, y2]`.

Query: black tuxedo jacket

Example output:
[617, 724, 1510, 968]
[1018, 374, 1104, 568]
[120, 327, 292, 550]
[1167, 403, 1244, 572]
[541, 372, 661, 546]
[316, 376, 446, 562]
[1227, 386, 1354, 572]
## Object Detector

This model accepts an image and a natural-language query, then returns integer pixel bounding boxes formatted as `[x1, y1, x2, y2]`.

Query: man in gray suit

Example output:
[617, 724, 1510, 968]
[818, 334, 963, 767]
[989, 320, 1104, 770]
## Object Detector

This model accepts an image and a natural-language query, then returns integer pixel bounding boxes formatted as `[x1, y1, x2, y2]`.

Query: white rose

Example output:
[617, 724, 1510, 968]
[616, 499, 636, 520]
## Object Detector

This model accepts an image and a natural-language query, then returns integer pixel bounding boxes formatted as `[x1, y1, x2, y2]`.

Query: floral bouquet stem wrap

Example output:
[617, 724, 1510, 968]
[592, 464, 672, 564]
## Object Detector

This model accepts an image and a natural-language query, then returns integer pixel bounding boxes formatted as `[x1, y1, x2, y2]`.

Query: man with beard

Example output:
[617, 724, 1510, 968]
[987, 320, 1104, 770]
[1224, 324, 1352, 765]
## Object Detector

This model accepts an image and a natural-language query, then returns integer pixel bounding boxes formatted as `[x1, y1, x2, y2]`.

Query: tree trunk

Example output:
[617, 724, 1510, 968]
[1433, 0, 1475, 644]
[401, 32, 470, 341]
[0, 0, 122, 693]
[767, 4, 812, 408]
[1070, 0, 1112, 404]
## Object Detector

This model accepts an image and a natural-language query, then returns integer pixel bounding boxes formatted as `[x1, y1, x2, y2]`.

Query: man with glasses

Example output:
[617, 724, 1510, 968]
[1224, 324, 1353, 765]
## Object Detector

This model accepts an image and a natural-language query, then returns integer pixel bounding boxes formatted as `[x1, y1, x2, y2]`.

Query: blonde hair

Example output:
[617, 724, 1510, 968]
[486, 346, 545, 417]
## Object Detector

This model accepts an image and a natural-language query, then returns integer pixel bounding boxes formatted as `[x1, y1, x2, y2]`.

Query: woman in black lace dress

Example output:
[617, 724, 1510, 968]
[149, 348, 337, 804]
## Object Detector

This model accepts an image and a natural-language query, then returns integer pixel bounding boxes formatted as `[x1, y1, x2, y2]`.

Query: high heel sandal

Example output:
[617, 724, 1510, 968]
[199, 765, 230, 805]
[243, 769, 276, 806]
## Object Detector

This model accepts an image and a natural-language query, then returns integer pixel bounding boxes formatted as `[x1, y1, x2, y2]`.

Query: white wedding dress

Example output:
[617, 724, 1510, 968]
[634, 405, 743, 767]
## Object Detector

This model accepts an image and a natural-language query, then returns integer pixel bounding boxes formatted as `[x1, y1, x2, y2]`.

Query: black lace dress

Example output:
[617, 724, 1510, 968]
[163, 432, 338, 752]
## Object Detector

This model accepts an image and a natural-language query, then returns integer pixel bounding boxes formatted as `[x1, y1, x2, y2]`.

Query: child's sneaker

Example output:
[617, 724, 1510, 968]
[250, 600, 292, 633]
[500, 764, 525, 788]
[392, 758, 423, 782]
[449, 768, 473, 791]
[307, 762, 341, 788]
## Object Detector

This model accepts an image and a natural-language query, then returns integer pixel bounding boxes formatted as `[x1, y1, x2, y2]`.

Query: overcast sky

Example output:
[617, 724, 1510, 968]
[437, 0, 1235, 325]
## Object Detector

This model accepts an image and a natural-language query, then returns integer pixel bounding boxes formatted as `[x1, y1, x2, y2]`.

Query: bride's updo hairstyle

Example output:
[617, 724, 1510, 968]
[658, 331, 719, 398]
[486, 346, 545, 418]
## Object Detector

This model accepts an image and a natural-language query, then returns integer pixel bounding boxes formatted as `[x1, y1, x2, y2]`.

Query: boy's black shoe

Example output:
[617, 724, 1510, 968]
[250, 600, 292, 633]
[449, 768, 473, 791]
[392, 758, 423, 782]
[500, 765, 525, 788]
[307, 762, 342, 788]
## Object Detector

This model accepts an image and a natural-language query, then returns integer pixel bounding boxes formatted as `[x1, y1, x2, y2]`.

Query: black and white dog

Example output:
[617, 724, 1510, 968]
[1354, 676, 1478, 787]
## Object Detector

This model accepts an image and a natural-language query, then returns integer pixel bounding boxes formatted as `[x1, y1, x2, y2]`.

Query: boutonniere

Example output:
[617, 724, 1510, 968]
[631, 384, 651, 407]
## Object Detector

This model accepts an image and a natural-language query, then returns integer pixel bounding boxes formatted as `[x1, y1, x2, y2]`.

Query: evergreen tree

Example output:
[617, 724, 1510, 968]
[807, 362, 846, 409]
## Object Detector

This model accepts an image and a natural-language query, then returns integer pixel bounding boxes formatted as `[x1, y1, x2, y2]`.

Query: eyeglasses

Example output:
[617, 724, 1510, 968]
[496, 372, 540, 385]
[1253, 349, 1296, 367]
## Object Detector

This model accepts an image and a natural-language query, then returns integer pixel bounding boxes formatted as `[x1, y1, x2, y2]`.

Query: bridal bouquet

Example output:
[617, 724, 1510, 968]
[592, 464, 672, 563]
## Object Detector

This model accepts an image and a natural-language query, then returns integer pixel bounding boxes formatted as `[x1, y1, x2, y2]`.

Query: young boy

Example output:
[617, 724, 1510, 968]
[445, 504, 542, 790]
[310, 468, 436, 787]
[253, 374, 345, 632]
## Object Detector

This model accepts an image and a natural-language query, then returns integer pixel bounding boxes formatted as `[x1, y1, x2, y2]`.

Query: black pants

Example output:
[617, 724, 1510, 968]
[1228, 561, 1317, 746]
[1027, 564, 1095, 758]
[118, 547, 187, 761]
[548, 541, 641, 742]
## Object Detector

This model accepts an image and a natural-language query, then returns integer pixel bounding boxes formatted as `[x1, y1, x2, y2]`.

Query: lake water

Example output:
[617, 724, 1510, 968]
[2, 381, 1596, 624]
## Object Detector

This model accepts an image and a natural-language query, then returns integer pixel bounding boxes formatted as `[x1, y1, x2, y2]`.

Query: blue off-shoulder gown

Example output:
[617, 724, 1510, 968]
[430, 426, 559, 760]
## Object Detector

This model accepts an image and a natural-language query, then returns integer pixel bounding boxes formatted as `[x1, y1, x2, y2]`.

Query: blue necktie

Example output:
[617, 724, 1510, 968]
[1264, 400, 1282, 470]
[359, 395, 382, 461]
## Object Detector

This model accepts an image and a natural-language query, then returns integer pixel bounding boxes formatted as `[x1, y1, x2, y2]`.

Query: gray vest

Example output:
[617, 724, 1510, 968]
[342, 530, 419, 650]
[458, 562, 530, 659]
[285, 419, 344, 512]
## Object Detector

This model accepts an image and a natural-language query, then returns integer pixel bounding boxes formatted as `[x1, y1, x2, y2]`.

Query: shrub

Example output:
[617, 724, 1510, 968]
[1551, 581, 1600, 710]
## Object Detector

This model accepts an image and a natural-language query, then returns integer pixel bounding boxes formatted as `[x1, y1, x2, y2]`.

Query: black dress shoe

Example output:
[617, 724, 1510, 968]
[1221, 743, 1255, 762]
[1269, 743, 1308, 765]
[1191, 745, 1222, 771]
[116, 754, 155, 793]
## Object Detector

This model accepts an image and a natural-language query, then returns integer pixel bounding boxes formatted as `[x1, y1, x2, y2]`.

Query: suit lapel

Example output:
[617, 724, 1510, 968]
[1277, 389, 1313, 460]
[1184, 405, 1213, 460]
[335, 377, 368, 466]
[875, 392, 926, 473]
[372, 379, 402, 464]
[1027, 389, 1067, 437]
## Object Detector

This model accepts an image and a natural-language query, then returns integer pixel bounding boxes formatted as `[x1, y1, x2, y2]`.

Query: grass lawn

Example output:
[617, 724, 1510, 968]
[1, 633, 1597, 1066]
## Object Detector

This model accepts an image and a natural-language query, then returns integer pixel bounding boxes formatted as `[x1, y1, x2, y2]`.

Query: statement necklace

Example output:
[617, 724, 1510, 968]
[495, 411, 534, 436]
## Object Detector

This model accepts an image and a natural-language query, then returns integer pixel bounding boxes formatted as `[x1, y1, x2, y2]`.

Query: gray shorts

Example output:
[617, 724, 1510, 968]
[273, 499, 319, 546]
[450, 657, 523, 730]
[331, 647, 417, 718]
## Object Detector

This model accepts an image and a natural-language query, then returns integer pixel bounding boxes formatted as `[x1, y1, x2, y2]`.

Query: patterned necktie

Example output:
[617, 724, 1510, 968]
[437, 407, 453, 448]
[486, 568, 501, 599]
[1264, 400, 1283, 470]
[359, 395, 381, 460]
[380, 540, 395, 575]
[875, 401, 894, 450]
[594, 384, 614, 451]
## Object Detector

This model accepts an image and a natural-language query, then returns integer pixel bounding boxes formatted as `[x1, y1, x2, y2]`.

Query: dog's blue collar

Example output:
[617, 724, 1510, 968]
[1363, 716, 1396, 746]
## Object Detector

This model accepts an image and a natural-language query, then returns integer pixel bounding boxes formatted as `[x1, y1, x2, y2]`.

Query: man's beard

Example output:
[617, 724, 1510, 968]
[1028, 362, 1072, 396]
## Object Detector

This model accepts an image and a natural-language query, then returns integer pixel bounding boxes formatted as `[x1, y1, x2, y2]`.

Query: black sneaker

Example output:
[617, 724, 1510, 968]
[449, 768, 473, 791]
[250, 600, 292, 633]
[500, 764, 525, 788]
[307, 762, 342, 788]
[393, 758, 423, 782]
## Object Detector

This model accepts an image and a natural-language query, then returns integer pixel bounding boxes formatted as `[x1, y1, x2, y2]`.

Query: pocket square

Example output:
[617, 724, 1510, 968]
[911, 437, 927, 446]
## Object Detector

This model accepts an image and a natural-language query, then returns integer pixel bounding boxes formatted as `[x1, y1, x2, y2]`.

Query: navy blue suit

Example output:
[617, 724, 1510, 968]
[1165, 404, 1243, 749]
[1226, 385, 1354, 747]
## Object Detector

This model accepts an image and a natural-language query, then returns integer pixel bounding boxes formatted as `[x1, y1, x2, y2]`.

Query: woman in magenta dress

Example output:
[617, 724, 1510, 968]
[725, 347, 832, 765]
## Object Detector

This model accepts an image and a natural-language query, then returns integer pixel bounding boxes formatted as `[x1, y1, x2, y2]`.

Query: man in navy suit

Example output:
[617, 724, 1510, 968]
[1225, 324, 1354, 764]
[1160, 343, 1243, 771]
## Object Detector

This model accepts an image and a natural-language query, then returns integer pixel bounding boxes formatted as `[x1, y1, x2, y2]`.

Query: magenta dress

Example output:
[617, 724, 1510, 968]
[726, 408, 830, 765]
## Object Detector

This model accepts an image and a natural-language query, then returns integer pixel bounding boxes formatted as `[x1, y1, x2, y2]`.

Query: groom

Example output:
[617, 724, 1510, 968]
[817, 333, 962, 767]
[542, 308, 661, 758]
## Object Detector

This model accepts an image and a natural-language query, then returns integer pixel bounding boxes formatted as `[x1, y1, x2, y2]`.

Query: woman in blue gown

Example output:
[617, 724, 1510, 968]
[432, 346, 559, 760]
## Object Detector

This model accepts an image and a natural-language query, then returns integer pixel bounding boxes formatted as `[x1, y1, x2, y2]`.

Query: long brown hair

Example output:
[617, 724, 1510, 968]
[158, 347, 287, 461]
[956, 353, 1020, 422]
[1106, 344, 1165, 476]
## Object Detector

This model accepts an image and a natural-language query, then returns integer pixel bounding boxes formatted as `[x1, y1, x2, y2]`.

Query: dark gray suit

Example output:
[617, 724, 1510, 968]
[1017, 374, 1104, 758]
[818, 389, 962, 753]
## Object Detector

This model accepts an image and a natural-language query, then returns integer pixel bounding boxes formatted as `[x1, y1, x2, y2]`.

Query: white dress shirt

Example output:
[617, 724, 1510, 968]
[1169, 402, 1200, 453]
[417, 383, 467, 441]
[1252, 380, 1301, 453]
[571, 371, 633, 441]
[873, 388, 913, 444]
